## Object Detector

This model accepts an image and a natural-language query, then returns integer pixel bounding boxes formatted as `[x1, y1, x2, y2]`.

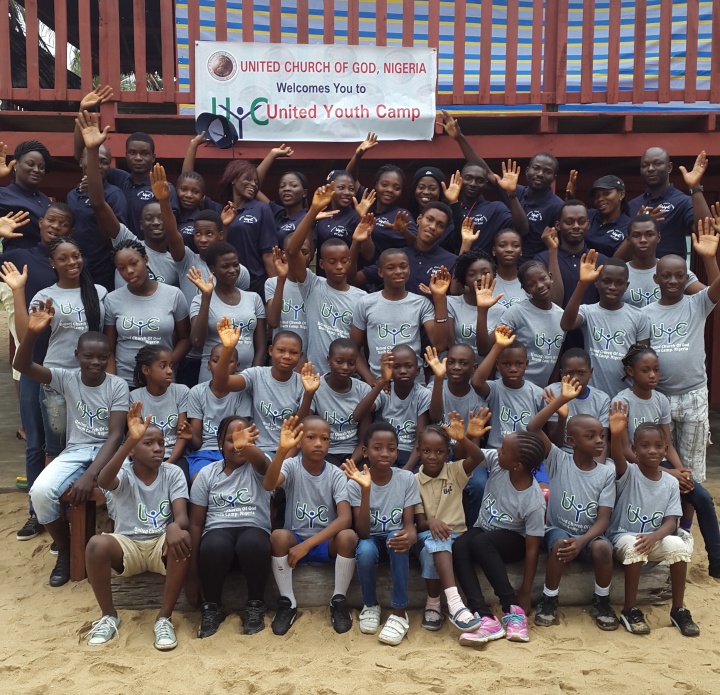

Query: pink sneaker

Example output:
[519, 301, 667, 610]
[459, 615, 505, 645]
[502, 605, 530, 642]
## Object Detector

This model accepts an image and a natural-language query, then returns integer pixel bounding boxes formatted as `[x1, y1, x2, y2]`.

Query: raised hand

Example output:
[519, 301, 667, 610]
[28, 299, 54, 333]
[442, 411, 466, 441]
[441, 110, 461, 140]
[300, 361, 321, 394]
[638, 204, 666, 224]
[429, 266, 452, 297]
[424, 345, 447, 379]
[460, 216, 480, 248]
[441, 170, 463, 205]
[608, 400, 628, 436]
[341, 459, 372, 488]
[186, 266, 214, 296]
[560, 374, 583, 400]
[379, 351, 394, 384]
[0, 142, 16, 178]
[494, 324, 515, 348]
[385, 210, 410, 235]
[353, 187, 376, 217]
[271, 143, 294, 158]
[466, 407, 492, 439]
[566, 169, 578, 199]
[680, 150, 708, 189]
[356, 132, 379, 155]
[495, 159, 520, 194]
[176, 419, 193, 441]
[216, 316, 240, 348]
[579, 249, 603, 283]
[75, 110, 110, 150]
[0, 210, 29, 240]
[126, 401, 152, 442]
[316, 208, 340, 221]
[311, 183, 335, 212]
[0, 261, 28, 291]
[710, 202, 720, 231]
[231, 421, 260, 450]
[221, 201, 237, 228]
[352, 213, 376, 244]
[692, 217, 720, 258]
[279, 415, 304, 451]
[271, 246, 289, 279]
[189, 131, 208, 148]
[79, 85, 114, 111]
[542, 226, 559, 250]
[150, 163, 170, 201]
[543, 386, 568, 418]
[474, 274, 503, 309]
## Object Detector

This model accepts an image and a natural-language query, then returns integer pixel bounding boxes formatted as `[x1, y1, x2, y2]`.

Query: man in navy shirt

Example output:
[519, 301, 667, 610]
[627, 147, 711, 259]
[105, 132, 179, 238]
[67, 144, 128, 292]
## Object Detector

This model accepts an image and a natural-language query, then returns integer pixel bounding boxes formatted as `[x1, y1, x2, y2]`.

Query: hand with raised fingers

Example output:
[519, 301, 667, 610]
[311, 183, 335, 213]
[680, 150, 708, 190]
[279, 415, 304, 451]
[186, 266, 214, 297]
[441, 110, 461, 140]
[75, 110, 110, 150]
[271, 143, 294, 158]
[385, 210, 410, 235]
[0, 210, 29, 240]
[28, 299, 55, 333]
[176, 419, 193, 441]
[495, 159, 520, 194]
[638, 204, 666, 224]
[692, 217, 720, 258]
[424, 346, 447, 379]
[80, 84, 114, 111]
[565, 169, 578, 199]
[216, 316, 240, 348]
[0, 261, 28, 292]
[461, 216, 480, 247]
[301, 361, 321, 394]
[379, 351, 394, 384]
[353, 187, 376, 217]
[231, 421, 260, 451]
[126, 401, 152, 442]
[608, 400, 628, 436]
[466, 407, 492, 440]
[357, 132, 379, 155]
[494, 324, 515, 348]
[579, 249, 603, 284]
[474, 274, 502, 309]
[560, 374, 583, 401]
[352, 213, 376, 244]
[150, 163, 170, 201]
[543, 386, 569, 418]
[442, 411, 466, 441]
[221, 201, 237, 228]
[271, 246, 289, 279]
[0, 142, 16, 178]
[542, 226, 559, 250]
[341, 459, 372, 488]
[190, 131, 207, 148]
[442, 170, 463, 205]
[429, 266, 452, 297]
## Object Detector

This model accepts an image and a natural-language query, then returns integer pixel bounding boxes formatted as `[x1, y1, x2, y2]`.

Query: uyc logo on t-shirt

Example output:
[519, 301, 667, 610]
[259, 401, 294, 426]
[482, 495, 513, 525]
[59, 303, 85, 321]
[295, 502, 329, 528]
[324, 410, 351, 431]
[321, 303, 352, 327]
[386, 417, 416, 438]
[560, 491, 598, 522]
[625, 505, 664, 532]
[150, 413, 178, 434]
[76, 401, 108, 427]
[212, 487, 251, 508]
[122, 316, 160, 336]
[370, 508, 403, 532]
[460, 323, 477, 339]
[534, 332, 563, 354]
[281, 299, 305, 319]
[137, 499, 171, 528]
[499, 407, 531, 432]
[651, 322, 688, 343]
[629, 287, 660, 306]
[591, 327, 626, 350]
[378, 323, 412, 344]
[228, 316, 256, 337]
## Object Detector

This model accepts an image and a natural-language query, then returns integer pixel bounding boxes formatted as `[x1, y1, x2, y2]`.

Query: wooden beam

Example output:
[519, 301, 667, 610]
[0, 0, 11, 100]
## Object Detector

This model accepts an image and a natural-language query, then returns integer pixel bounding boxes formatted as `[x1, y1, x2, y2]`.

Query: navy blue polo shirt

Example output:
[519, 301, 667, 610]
[586, 210, 630, 257]
[225, 198, 277, 282]
[534, 246, 608, 307]
[178, 197, 223, 250]
[268, 201, 308, 245]
[628, 184, 694, 259]
[106, 168, 180, 238]
[459, 197, 513, 255]
[500, 185, 564, 260]
[313, 205, 360, 249]
[362, 243, 457, 296]
[67, 181, 128, 293]
[0, 182, 52, 250]
[371, 206, 415, 259]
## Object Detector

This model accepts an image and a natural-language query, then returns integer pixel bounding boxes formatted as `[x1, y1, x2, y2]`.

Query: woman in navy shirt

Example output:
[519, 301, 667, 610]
[585, 175, 631, 258]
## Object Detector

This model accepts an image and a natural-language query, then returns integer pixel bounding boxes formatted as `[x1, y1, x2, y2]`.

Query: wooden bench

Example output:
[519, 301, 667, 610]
[60, 486, 108, 581]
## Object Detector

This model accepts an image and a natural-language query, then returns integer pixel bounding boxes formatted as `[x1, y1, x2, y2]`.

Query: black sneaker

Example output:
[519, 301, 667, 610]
[244, 600, 266, 635]
[272, 597, 297, 636]
[620, 607, 651, 635]
[329, 594, 353, 634]
[534, 595, 559, 627]
[49, 547, 70, 587]
[198, 602, 227, 639]
[49, 542, 59, 556]
[16, 515, 42, 541]
[670, 607, 700, 637]
[590, 594, 619, 631]
[708, 561, 720, 579]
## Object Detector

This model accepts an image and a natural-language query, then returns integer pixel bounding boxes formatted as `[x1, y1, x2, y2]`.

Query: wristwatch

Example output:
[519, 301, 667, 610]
[689, 185, 704, 195]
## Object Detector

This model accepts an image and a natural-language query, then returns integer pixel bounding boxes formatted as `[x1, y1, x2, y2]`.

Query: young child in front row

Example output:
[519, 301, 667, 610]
[452, 427, 546, 646]
[414, 411, 492, 638]
[343, 422, 420, 645]
[608, 402, 699, 636]
[84, 403, 191, 650]
[527, 377, 618, 631]
[263, 416, 359, 636]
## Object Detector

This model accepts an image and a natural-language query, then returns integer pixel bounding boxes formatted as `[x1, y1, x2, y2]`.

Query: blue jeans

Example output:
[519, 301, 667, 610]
[463, 466, 488, 529]
[19, 375, 45, 514]
[355, 532, 410, 609]
[39, 385, 66, 457]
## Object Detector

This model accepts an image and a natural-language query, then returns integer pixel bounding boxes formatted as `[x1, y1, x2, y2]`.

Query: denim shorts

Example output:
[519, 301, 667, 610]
[417, 528, 460, 579]
[544, 527, 610, 563]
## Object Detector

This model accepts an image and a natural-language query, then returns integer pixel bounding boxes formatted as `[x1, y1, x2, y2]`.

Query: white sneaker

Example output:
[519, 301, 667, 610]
[87, 615, 120, 646]
[359, 605, 382, 634]
[378, 613, 410, 646]
[153, 617, 177, 651]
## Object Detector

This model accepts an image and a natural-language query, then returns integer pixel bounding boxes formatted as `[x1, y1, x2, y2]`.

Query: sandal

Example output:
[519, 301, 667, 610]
[421, 608, 444, 631]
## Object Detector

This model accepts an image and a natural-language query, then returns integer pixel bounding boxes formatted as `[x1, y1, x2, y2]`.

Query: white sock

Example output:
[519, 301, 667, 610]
[444, 586, 470, 617]
[543, 585, 559, 598]
[333, 555, 356, 598]
[425, 594, 441, 611]
[272, 555, 296, 608]
[594, 583, 610, 597]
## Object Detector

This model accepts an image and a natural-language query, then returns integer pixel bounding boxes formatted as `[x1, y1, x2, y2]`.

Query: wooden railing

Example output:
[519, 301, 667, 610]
[1, 0, 718, 111]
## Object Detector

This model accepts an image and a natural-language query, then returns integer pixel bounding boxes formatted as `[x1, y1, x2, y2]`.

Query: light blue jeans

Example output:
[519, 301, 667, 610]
[355, 531, 410, 609]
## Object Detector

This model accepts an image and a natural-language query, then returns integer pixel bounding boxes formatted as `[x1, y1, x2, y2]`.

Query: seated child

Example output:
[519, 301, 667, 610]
[353, 346, 431, 471]
[608, 402, 698, 636]
[188, 417, 273, 637]
[452, 429, 546, 646]
[343, 422, 420, 645]
[311, 339, 372, 465]
[527, 376, 618, 630]
[263, 416, 359, 635]
[14, 312, 128, 588]
[414, 411, 492, 638]
[85, 403, 190, 650]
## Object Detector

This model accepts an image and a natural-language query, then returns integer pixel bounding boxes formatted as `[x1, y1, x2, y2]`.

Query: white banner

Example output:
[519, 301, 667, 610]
[194, 42, 437, 142]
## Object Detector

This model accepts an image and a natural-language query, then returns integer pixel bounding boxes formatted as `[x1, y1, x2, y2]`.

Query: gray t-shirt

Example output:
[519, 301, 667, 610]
[104, 282, 189, 384]
[239, 367, 305, 452]
[624, 264, 698, 308]
[475, 449, 546, 537]
[347, 468, 420, 535]
[447, 295, 502, 360]
[501, 300, 565, 387]
[545, 444, 616, 537]
[433, 380, 487, 428]
[108, 463, 188, 540]
[311, 376, 372, 455]
[265, 276, 308, 353]
[280, 455, 350, 540]
[112, 224, 179, 289]
[31, 284, 107, 369]
[546, 383, 611, 454]
[616, 388, 671, 443]
[178, 247, 250, 307]
[578, 303, 650, 398]
[190, 290, 265, 378]
[299, 270, 367, 371]
[484, 378, 549, 448]
[493, 276, 528, 315]
[645, 290, 716, 395]
[376, 382, 432, 452]
[352, 292, 434, 376]
[48, 368, 129, 450]
[187, 382, 251, 450]
[608, 463, 682, 543]
[130, 384, 190, 459]
[190, 460, 272, 534]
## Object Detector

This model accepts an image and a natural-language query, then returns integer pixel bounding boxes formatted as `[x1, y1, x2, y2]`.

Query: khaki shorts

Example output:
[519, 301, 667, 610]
[613, 533, 691, 566]
[107, 532, 167, 577]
